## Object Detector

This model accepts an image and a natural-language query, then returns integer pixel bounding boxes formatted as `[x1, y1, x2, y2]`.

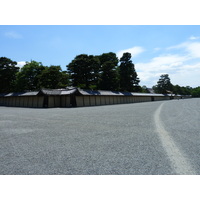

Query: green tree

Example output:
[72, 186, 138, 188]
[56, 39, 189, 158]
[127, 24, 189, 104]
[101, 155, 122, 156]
[182, 86, 192, 95]
[172, 85, 192, 95]
[0, 57, 19, 93]
[141, 85, 149, 93]
[16, 60, 45, 91]
[67, 54, 100, 89]
[60, 71, 70, 88]
[191, 87, 200, 97]
[89, 55, 101, 89]
[98, 52, 119, 91]
[153, 74, 173, 94]
[172, 84, 182, 95]
[118, 52, 140, 92]
[40, 65, 69, 89]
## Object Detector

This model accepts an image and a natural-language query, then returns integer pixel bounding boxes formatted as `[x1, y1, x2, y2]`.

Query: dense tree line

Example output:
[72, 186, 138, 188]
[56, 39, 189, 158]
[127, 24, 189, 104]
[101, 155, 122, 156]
[0, 57, 19, 93]
[0, 52, 141, 93]
[0, 57, 69, 93]
[152, 74, 200, 97]
[67, 52, 141, 92]
[0, 55, 200, 97]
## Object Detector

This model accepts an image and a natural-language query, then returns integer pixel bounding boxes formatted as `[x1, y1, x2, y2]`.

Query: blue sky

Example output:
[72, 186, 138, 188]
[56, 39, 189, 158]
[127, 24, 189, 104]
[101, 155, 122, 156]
[1, 25, 200, 88]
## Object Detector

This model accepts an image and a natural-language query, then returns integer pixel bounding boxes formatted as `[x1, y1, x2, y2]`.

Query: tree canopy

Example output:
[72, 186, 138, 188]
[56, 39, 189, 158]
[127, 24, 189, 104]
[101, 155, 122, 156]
[98, 52, 119, 91]
[153, 74, 173, 94]
[119, 52, 140, 92]
[14, 60, 69, 92]
[0, 57, 19, 93]
[39, 65, 69, 89]
[67, 52, 142, 92]
[16, 61, 45, 91]
[67, 54, 100, 89]
[191, 87, 200, 97]
[0, 56, 199, 97]
[152, 74, 200, 97]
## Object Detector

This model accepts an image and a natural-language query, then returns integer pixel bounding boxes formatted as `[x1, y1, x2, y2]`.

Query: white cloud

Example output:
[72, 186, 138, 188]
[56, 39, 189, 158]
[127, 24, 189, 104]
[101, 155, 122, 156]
[4, 31, 22, 39]
[17, 61, 26, 68]
[116, 46, 145, 59]
[168, 41, 200, 59]
[170, 64, 200, 87]
[137, 54, 188, 73]
[185, 42, 200, 58]
[137, 71, 165, 87]
[181, 63, 200, 70]
[135, 41, 200, 87]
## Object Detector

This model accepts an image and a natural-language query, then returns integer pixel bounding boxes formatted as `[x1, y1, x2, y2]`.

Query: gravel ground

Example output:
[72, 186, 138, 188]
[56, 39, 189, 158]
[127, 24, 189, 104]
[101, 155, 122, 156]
[0, 99, 199, 175]
[160, 98, 200, 174]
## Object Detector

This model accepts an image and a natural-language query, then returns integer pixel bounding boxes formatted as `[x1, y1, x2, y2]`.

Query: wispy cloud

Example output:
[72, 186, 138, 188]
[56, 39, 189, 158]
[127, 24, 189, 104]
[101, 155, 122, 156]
[116, 46, 145, 59]
[168, 41, 200, 58]
[4, 31, 22, 39]
[136, 41, 200, 87]
[137, 54, 189, 73]
[170, 63, 200, 86]
[184, 42, 200, 58]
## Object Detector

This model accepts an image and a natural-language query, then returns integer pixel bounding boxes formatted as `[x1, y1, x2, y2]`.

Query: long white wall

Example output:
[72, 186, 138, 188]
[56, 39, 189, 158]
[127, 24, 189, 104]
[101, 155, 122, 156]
[76, 95, 165, 107]
[0, 96, 44, 108]
[0, 94, 189, 108]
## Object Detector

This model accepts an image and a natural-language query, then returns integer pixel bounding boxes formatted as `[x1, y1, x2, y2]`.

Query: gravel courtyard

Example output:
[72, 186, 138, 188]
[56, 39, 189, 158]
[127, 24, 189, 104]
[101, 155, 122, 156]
[1, 99, 199, 175]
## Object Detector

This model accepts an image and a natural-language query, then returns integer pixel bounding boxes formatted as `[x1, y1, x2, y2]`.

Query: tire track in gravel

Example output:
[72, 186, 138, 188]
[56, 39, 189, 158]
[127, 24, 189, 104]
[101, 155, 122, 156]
[154, 102, 196, 175]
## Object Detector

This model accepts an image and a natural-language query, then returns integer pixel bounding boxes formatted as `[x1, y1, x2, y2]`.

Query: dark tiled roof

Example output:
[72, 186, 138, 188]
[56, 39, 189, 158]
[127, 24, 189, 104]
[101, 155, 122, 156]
[0, 93, 7, 97]
[21, 91, 39, 96]
[40, 89, 62, 95]
[0, 87, 175, 97]
[40, 88, 77, 95]
[4, 91, 39, 97]
[61, 89, 77, 95]
[78, 88, 166, 97]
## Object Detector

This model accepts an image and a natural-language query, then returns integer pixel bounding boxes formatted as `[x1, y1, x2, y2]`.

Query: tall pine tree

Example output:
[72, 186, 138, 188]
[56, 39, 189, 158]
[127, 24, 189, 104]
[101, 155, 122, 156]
[98, 52, 119, 91]
[153, 74, 173, 94]
[119, 52, 140, 92]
